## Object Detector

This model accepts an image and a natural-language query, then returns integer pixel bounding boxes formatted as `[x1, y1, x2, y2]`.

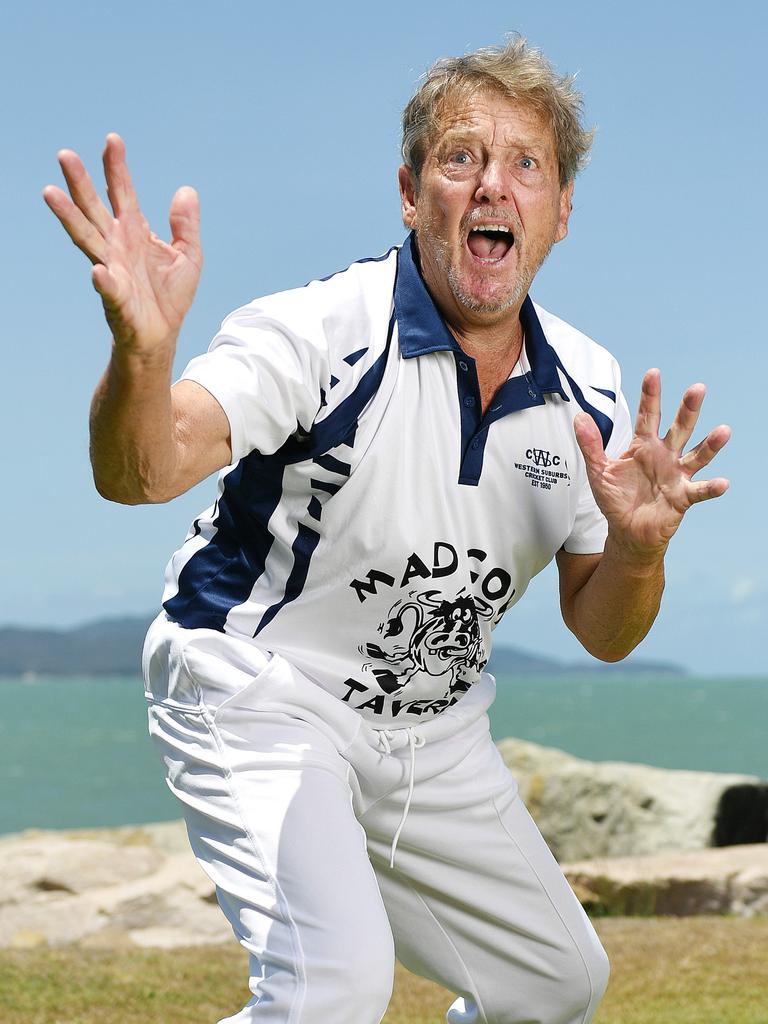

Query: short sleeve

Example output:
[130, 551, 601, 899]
[562, 383, 633, 555]
[179, 303, 330, 464]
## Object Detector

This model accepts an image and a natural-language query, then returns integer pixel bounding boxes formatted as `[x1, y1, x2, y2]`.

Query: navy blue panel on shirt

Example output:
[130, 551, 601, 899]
[254, 521, 322, 636]
[310, 478, 342, 496]
[303, 310, 395, 458]
[454, 352, 483, 486]
[593, 387, 617, 401]
[343, 347, 368, 366]
[313, 453, 352, 476]
[164, 451, 286, 630]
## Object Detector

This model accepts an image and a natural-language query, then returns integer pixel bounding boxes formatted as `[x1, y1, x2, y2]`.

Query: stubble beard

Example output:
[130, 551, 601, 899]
[419, 223, 555, 317]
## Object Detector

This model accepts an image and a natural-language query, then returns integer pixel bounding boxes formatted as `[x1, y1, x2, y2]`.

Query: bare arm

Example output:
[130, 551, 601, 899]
[557, 370, 731, 661]
[557, 547, 664, 661]
[44, 134, 231, 504]
[89, 370, 231, 504]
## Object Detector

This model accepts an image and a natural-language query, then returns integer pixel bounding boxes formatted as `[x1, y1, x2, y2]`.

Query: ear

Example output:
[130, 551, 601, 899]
[398, 164, 418, 229]
[555, 181, 574, 243]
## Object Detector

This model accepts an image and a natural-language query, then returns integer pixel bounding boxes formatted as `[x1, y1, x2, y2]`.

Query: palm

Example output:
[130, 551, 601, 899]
[44, 134, 202, 352]
[575, 371, 730, 560]
[101, 209, 199, 345]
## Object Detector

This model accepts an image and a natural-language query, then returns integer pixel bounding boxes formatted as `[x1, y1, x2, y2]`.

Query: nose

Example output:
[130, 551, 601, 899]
[474, 158, 509, 204]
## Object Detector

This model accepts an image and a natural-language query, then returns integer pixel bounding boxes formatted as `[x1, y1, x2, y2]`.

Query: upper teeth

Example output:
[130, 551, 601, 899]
[471, 224, 511, 233]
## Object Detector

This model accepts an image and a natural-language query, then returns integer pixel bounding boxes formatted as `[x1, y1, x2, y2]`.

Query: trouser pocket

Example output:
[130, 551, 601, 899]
[143, 614, 274, 714]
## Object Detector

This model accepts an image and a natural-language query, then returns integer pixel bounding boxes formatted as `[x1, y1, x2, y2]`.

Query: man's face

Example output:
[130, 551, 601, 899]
[399, 91, 573, 327]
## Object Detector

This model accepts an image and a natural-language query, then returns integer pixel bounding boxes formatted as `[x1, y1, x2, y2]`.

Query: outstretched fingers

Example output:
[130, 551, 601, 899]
[634, 369, 662, 438]
[686, 475, 730, 504]
[664, 383, 706, 452]
[42, 184, 108, 265]
[681, 424, 732, 475]
[169, 186, 202, 265]
[102, 133, 140, 217]
[573, 412, 607, 481]
[57, 148, 113, 235]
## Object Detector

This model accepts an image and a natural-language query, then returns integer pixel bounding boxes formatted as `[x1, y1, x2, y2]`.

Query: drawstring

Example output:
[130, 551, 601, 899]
[378, 727, 426, 869]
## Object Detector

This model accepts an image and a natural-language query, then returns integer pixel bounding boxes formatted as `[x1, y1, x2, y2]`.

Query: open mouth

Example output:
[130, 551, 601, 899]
[466, 224, 515, 263]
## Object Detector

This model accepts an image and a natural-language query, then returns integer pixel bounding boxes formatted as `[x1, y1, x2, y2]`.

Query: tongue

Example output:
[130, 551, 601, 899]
[467, 232, 511, 260]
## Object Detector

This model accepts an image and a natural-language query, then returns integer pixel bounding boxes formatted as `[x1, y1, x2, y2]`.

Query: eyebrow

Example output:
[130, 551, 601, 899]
[436, 126, 547, 153]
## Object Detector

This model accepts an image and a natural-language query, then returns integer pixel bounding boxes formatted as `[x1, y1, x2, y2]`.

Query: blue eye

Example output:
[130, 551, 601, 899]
[520, 157, 535, 170]
[451, 152, 470, 164]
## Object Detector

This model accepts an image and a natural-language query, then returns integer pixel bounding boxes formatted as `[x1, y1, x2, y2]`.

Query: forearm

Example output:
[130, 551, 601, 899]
[561, 536, 666, 662]
[89, 341, 180, 504]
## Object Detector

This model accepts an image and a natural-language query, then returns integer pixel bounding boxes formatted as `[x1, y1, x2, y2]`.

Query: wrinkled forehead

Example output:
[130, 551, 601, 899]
[426, 84, 556, 155]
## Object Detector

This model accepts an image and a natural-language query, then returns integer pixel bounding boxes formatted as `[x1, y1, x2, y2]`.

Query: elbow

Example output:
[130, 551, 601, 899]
[563, 614, 643, 664]
[585, 645, 633, 664]
[90, 447, 181, 504]
[92, 471, 173, 506]
[572, 627, 648, 663]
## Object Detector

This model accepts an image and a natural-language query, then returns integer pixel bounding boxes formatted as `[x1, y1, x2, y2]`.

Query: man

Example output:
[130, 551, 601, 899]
[45, 36, 729, 1024]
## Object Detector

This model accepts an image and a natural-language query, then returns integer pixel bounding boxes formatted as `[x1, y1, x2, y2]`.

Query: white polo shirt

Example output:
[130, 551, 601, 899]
[162, 234, 632, 725]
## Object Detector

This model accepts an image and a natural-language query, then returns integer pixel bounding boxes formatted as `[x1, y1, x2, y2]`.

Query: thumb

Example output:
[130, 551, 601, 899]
[169, 186, 201, 262]
[573, 412, 607, 481]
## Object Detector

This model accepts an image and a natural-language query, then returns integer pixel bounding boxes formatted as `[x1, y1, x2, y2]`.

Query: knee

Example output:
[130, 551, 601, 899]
[304, 923, 395, 1023]
[565, 933, 610, 1021]
[343, 934, 396, 1019]
[583, 938, 610, 1009]
[539, 930, 610, 1024]
[478, 936, 610, 1024]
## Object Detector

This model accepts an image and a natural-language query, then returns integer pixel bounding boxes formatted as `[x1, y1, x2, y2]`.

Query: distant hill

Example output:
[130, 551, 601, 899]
[0, 614, 686, 678]
[486, 645, 686, 678]
[0, 615, 156, 676]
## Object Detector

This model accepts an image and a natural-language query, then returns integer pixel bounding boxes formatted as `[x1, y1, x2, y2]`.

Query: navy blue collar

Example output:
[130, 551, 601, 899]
[394, 232, 566, 398]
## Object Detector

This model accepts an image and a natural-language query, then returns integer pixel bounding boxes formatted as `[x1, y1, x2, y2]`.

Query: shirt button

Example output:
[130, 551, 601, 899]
[463, 396, 476, 407]
[471, 440, 480, 450]
[459, 361, 469, 372]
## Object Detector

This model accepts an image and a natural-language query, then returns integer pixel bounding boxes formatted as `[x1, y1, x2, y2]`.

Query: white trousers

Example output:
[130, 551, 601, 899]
[143, 616, 609, 1024]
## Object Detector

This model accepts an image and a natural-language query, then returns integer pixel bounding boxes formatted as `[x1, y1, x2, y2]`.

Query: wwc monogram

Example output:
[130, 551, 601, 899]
[525, 448, 561, 468]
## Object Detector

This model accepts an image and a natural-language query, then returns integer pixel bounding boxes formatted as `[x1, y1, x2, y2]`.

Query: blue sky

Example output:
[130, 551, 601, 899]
[2, 0, 765, 674]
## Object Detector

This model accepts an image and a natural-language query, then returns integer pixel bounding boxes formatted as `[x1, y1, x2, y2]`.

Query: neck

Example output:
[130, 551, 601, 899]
[448, 315, 524, 367]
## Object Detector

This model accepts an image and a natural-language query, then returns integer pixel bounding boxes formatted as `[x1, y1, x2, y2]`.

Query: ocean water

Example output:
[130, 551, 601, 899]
[0, 674, 766, 836]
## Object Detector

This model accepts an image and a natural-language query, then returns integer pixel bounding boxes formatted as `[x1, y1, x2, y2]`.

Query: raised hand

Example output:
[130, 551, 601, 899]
[43, 133, 201, 355]
[574, 369, 731, 563]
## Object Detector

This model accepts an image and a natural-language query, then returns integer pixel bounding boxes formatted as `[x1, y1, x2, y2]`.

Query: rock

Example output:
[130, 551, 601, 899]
[563, 844, 768, 917]
[0, 893, 109, 947]
[497, 737, 766, 862]
[0, 824, 227, 949]
[0, 832, 158, 901]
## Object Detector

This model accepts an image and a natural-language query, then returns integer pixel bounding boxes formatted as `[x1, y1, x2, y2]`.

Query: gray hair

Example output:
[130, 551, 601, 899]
[401, 35, 594, 188]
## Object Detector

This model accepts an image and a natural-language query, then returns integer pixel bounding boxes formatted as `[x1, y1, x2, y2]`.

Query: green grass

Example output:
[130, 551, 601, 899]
[1, 918, 767, 1023]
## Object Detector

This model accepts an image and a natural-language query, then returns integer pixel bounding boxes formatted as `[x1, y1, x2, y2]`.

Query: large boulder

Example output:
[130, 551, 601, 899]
[497, 737, 767, 862]
[563, 844, 768, 917]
